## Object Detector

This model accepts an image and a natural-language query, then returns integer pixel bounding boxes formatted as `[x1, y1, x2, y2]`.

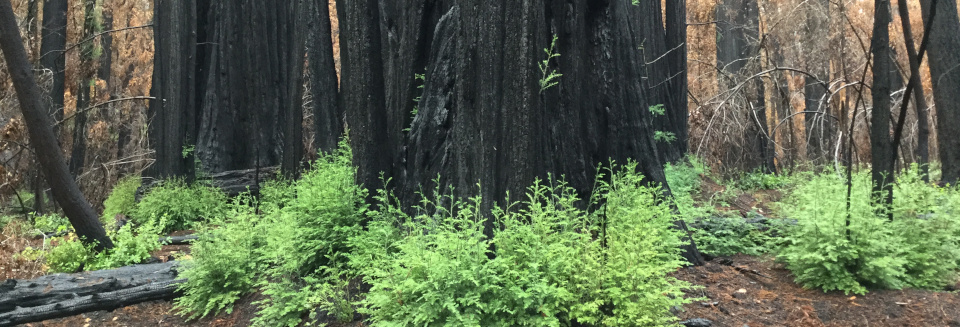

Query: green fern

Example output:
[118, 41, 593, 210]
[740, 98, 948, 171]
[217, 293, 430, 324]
[539, 35, 563, 93]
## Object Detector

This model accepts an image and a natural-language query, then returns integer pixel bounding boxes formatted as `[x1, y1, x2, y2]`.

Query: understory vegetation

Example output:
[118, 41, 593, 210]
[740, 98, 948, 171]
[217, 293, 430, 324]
[10, 146, 960, 326]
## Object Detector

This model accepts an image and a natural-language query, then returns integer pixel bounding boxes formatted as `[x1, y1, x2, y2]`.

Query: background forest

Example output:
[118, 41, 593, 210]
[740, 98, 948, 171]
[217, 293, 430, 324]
[1, 0, 960, 326]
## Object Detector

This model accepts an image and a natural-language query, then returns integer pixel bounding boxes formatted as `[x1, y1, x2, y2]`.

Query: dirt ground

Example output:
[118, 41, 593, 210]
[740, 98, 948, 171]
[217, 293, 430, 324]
[674, 254, 960, 327]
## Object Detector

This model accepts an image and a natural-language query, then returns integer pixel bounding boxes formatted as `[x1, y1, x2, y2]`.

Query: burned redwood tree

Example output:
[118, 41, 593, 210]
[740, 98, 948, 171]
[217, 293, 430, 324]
[340, 0, 702, 264]
[149, 0, 306, 181]
[920, 0, 960, 185]
[715, 0, 773, 172]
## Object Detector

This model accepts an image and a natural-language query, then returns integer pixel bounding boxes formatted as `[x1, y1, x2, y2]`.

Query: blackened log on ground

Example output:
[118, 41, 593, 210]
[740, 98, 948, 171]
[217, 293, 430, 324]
[0, 261, 182, 326]
[202, 166, 279, 196]
[159, 234, 198, 245]
[137, 166, 278, 200]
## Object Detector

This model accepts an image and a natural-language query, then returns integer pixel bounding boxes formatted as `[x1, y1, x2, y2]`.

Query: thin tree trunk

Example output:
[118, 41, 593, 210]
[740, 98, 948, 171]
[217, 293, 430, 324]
[40, 0, 67, 134]
[896, 0, 930, 180]
[870, 0, 895, 217]
[0, 0, 113, 250]
[69, 0, 100, 177]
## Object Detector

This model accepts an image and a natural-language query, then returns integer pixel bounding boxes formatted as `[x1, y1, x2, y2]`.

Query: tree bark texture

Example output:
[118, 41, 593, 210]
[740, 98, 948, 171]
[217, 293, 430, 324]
[0, 262, 181, 326]
[341, 1, 702, 265]
[919, 0, 960, 184]
[716, 0, 772, 171]
[150, 0, 306, 179]
[147, 0, 202, 180]
[39, 0, 67, 131]
[870, 0, 895, 214]
[308, 0, 343, 154]
[196, 0, 305, 178]
[803, 0, 833, 163]
[0, 0, 113, 250]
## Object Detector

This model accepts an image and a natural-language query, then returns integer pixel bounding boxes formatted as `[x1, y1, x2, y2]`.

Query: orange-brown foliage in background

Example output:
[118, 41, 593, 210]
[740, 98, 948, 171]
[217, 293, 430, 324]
[685, 0, 958, 173]
[0, 0, 153, 211]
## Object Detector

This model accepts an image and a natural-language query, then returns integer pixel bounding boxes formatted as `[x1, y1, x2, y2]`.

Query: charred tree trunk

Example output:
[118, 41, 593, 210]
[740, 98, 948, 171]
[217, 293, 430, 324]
[150, 0, 305, 180]
[717, 0, 771, 172]
[98, 9, 112, 99]
[870, 0, 895, 217]
[196, 0, 305, 178]
[147, 0, 203, 181]
[341, 1, 702, 265]
[803, 0, 833, 163]
[26, 0, 38, 60]
[896, 0, 931, 180]
[638, 0, 688, 163]
[0, 0, 113, 250]
[337, 0, 390, 192]
[308, 0, 342, 154]
[662, 0, 689, 163]
[69, 0, 100, 177]
[920, 0, 960, 185]
[39, 0, 67, 133]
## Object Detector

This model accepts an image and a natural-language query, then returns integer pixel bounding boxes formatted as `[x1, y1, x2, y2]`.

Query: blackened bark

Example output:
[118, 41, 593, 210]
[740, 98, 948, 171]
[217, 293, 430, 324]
[803, 0, 833, 163]
[69, 0, 99, 177]
[98, 10, 112, 97]
[919, 0, 960, 184]
[870, 0, 895, 215]
[716, 0, 770, 171]
[662, 0, 689, 163]
[308, 0, 343, 153]
[39, 0, 67, 131]
[337, 0, 390, 192]
[896, 0, 930, 179]
[350, 1, 702, 264]
[26, 0, 38, 59]
[0, 0, 113, 250]
[196, 0, 305, 178]
[147, 0, 200, 180]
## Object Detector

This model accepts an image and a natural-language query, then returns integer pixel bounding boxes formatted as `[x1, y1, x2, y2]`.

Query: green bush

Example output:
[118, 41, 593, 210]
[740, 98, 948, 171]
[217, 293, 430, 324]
[253, 141, 367, 327]
[175, 201, 264, 319]
[664, 156, 713, 221]
[131, 179, 228, 233]
[31, 212, 71, 235]
[777, 167, 960, 294]
[43, 235, 95, 273]
[690, 214, 780, 257]
[101, 175, 141, 228]
[43, 218, 164, 273]
[355, 162, 696, 326]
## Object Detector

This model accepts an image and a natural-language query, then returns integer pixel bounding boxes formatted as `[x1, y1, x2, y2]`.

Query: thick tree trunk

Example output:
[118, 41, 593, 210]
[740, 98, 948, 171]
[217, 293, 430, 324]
[716, 0, 771, 171]
[196, 0, 305, 177]
[147, 0, 201, 180]
[337, 0, 390, 193]
[0, 0, 113, 250]
[150, 0, 305, 180]
[803, 0, 833, 163]
[919, 0, 960, 185]
[870, 0, 895, 216]
[342, 1, 702, 265]
[39, 0, 67, 132]
[308, 0, 343, 153]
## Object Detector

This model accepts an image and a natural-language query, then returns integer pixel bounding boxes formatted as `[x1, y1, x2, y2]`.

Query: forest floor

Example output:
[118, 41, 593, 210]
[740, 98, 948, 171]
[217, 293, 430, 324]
[3, 182, 960, 327]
